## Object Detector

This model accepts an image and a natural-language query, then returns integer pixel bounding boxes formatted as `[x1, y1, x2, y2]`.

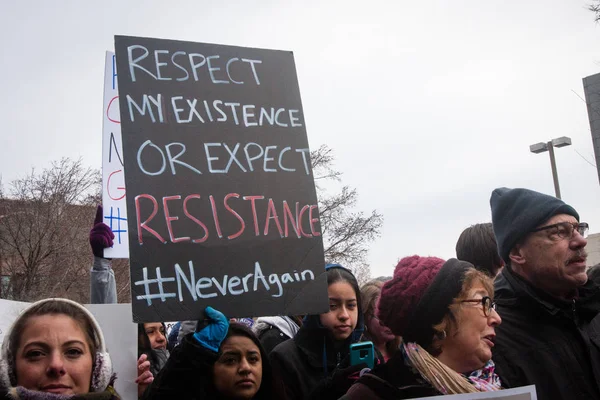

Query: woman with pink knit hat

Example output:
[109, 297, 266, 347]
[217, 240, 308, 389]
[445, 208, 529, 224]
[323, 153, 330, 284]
[340, 256, 503, 399]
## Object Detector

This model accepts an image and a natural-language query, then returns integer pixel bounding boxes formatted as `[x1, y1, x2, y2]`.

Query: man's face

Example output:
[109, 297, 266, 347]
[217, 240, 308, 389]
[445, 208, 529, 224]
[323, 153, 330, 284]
[512, 213, 588, 297]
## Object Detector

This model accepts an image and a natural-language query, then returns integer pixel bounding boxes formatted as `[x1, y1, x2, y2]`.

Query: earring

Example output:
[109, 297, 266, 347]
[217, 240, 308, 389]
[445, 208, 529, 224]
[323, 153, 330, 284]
[436, 330, 447, 340]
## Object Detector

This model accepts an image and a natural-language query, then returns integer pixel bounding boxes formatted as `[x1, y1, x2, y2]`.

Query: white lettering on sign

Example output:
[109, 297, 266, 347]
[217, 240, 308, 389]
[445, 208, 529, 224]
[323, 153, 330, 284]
[134, 261, 315, 305]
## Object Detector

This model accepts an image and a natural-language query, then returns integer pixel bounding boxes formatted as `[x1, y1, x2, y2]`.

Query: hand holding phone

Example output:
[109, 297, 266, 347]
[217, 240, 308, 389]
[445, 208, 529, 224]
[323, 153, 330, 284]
[349, 341, 374, 370]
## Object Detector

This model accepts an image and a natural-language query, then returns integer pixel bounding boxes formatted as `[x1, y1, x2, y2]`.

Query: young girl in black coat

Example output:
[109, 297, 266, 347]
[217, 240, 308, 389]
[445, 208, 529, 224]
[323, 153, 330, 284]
[269, 264, 366, 400]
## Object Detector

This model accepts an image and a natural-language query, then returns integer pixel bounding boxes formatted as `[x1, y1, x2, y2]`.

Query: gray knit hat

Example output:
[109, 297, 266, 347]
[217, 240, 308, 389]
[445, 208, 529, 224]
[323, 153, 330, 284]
[490, 187, 579, 263]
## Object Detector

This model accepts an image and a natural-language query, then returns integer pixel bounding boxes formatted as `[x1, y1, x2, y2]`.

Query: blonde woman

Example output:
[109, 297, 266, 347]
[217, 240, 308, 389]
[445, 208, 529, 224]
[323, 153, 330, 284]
[342, 256, 503, 399]
[360, 280, 399, 363]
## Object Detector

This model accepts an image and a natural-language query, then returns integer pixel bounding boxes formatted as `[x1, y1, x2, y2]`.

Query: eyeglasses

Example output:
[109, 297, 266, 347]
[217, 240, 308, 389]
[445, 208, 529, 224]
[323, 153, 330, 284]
[460, 296, 496, 317]
[531, 221, 589, 240]
[368, 314, 386, 326]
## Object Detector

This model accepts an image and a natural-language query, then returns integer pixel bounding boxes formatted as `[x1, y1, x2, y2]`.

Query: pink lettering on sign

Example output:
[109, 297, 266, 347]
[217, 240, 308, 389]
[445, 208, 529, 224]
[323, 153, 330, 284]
[133, 192, 321, 245]
[107, 170, 126, 200]
[107, 96, 121, 124]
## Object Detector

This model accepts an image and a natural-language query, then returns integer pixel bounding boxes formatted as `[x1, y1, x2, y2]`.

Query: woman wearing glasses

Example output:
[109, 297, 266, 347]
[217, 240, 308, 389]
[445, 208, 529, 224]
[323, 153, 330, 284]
[341, 256, 503, 399]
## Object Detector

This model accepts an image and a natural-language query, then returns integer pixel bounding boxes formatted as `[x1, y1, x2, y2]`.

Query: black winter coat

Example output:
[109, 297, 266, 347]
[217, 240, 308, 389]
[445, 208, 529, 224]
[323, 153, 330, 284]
[143, 334, 271, 400]
[493, 265, 600, 400]
[269, 265, 366, 400]
[257, 324, 290, 355]
[269, 324, 361, 400]
[339, 349, 439, 399]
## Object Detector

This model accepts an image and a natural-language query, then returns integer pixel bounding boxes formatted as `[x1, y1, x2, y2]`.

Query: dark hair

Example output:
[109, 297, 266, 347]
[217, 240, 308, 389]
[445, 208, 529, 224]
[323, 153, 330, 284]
[138, 323, 151, 355]
[456, 223, 503, 277]
[137, 322, 169, 354]
[325, 266, 363, 339]
[214, 322, 273, 400]
[327, 267, 361, 304]
[301, 265, 364, 339]
[7, 300, 98, 385]
[138, 322, 170, 378]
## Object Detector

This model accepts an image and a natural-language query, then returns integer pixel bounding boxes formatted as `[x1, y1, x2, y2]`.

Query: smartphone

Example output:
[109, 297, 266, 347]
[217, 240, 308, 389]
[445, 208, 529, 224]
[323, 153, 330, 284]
[349, 341, 374, 370]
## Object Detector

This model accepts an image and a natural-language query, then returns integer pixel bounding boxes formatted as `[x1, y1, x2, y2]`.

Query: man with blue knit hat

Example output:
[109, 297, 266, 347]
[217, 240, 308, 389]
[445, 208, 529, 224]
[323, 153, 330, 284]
[490, 187, 600, 400]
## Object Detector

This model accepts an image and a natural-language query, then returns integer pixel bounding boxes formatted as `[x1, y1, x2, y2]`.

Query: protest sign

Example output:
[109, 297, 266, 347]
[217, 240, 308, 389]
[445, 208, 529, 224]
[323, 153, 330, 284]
[102, 51, 129, 258]
[114, 35, 328, 322]
[0, 299, 138, 400]
[413, 385, 537, 400]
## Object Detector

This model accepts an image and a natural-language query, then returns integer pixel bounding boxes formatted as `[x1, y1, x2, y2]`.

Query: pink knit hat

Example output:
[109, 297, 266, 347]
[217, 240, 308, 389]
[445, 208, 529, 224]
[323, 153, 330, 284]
[377, 255, 445, 336]
[377, 256, 473, 349]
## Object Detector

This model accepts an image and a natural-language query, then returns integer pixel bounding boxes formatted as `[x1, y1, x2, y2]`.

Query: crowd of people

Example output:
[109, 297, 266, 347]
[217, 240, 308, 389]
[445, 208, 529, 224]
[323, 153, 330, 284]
[0, 186, 598, 400]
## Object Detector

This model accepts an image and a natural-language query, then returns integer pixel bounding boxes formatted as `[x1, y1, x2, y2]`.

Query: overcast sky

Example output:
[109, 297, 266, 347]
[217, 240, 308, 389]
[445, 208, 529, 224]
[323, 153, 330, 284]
[1, 0, 599, 278]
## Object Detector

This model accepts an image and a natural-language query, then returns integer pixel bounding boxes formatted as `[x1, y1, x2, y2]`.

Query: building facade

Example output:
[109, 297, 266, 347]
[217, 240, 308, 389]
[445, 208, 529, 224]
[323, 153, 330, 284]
[583, 72, 600, 185]
[588, 233, 600, 268]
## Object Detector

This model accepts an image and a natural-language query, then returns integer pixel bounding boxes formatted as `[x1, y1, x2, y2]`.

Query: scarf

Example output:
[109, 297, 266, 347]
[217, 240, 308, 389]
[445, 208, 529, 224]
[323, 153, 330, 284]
[149, 348, 170, 377]
[402, 342, 502, 394]
[6, 386, 120, 400]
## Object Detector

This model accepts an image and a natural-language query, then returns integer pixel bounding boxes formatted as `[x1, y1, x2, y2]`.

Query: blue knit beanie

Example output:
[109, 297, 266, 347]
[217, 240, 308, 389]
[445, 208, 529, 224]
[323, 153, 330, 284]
[490, 187, 579, 264]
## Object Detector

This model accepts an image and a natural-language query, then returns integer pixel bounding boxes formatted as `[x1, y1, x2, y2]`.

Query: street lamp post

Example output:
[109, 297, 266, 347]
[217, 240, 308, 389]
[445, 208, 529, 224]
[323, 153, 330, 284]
[529, 136, 572, 199]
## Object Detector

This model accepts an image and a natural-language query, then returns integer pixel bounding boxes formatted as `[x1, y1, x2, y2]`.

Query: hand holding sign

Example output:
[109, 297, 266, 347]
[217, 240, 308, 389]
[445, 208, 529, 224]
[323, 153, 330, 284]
[193, 306, 229, 353]
[136, 353, 154, 398]
[90, 205, 115, 258]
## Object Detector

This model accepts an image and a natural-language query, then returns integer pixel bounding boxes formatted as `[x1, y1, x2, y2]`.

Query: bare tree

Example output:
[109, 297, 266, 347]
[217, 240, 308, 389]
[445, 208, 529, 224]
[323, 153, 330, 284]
[311, 145, 383, 284]
[113, 258, 131, 303]
[0, 151, 381, 300]
[591, 0, 600, 22]
[0, 158, 101, 302]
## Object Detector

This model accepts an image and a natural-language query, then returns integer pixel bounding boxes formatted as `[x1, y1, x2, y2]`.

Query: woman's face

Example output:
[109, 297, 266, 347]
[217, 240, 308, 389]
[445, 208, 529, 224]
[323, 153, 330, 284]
[15, 314, 93, 395]
[319, 281, 358, 341]
[144, 322, 167, 350]
[213, 335, 263, 400]
[437, 283, 502, 373]
[367, 301, 395, 345]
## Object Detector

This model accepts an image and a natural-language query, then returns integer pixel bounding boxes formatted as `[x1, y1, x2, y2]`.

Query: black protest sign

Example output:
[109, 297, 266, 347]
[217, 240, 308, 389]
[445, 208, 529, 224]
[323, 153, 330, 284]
[114, 36, 328, 323]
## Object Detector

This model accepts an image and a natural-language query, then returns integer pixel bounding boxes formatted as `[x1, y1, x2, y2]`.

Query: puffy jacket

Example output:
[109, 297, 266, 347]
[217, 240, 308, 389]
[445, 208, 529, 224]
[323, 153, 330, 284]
[254, 316, 300, 354]
[257, 324, 289, 355]
[493, 265, 600, 400]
